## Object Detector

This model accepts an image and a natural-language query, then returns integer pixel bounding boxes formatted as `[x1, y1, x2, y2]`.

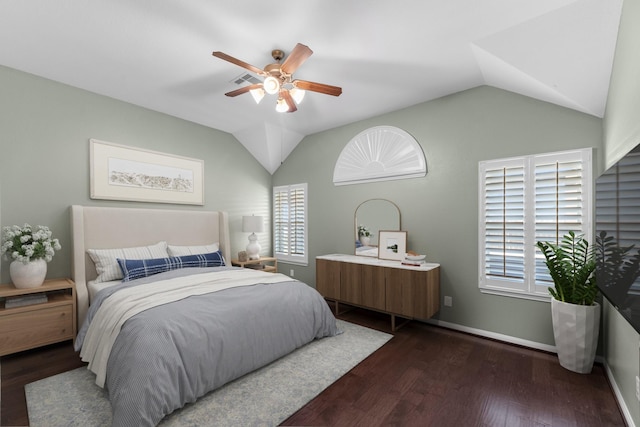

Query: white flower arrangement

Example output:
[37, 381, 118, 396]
[1, 223, 62, 263]
[358, 225, 372, 237]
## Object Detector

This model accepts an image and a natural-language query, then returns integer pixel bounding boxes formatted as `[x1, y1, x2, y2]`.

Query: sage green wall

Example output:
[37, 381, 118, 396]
[603, 0, 640, 424]
[274, 85, 602, 346]
[0, 65, 272, 284]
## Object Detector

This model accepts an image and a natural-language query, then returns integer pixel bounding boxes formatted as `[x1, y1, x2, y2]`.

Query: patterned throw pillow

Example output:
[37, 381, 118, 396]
[117, 251, 226, 282]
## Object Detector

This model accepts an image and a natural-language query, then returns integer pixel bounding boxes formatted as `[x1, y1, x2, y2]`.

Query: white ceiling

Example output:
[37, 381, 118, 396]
[0, 0, 623, 173]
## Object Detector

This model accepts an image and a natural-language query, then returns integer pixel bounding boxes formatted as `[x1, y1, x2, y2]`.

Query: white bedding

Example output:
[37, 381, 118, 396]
[87, 279, 120, 302]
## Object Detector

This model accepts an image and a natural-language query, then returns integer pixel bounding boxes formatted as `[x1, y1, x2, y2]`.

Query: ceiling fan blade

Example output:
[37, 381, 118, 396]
[280, 43, 313, 75]
[212, 51, 266, 76]
[224, 83, 263, 97]
[293, 80, 342, 97]
[282, 90, 298, 113]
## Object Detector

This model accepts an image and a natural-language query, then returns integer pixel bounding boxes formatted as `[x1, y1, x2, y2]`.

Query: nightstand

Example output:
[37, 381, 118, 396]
[0, 278, 76, 356]
[231, 256, 278, 273]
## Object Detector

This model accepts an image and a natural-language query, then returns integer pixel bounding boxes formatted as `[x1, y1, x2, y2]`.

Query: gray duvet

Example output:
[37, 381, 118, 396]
[75, 267, 339, 427]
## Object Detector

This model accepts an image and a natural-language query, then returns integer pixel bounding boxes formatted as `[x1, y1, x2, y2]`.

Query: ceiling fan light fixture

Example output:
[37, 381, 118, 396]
[249, 88, 265, 104]
[275, 97, 289, 113]
[263, 76, 280, 95]
[214, 43, 342, 115]
[290, 87, 305, 104]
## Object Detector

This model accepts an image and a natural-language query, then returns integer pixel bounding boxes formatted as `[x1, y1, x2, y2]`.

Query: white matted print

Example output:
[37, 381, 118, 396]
[378, 230, 407, 261]
[90, 139, 204, 205]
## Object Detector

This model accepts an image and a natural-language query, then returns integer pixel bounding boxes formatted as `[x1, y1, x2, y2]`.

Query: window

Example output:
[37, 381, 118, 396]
[273, 183, 308, 265]
[479, 148, 592, 300]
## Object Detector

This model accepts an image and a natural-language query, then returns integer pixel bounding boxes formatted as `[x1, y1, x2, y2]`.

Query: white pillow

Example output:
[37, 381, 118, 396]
[87, 241, 169, 283]
[167, 242, 219, 257]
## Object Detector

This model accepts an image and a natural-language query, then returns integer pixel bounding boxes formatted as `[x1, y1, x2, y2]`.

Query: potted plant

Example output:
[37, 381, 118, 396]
[357, 225, 372, 246]
[536, 231, 599, 373]
[1, 224, 62, 289]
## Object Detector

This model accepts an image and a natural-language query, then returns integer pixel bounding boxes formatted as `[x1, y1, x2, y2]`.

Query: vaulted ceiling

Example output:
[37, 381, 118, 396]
[0, 0, 622, 173]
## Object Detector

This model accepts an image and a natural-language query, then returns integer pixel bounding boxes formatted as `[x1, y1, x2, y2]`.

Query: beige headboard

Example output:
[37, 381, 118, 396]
[70, 205, 231, 328]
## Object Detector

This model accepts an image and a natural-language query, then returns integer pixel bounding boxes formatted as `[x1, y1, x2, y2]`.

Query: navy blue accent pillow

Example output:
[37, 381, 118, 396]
[117, 251, 226, 282]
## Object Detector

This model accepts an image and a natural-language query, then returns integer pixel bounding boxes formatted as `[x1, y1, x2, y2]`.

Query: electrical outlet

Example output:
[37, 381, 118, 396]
[444, 296, 453, 307]
[290, 269, 295, 277]
[636, 376, 640, 402]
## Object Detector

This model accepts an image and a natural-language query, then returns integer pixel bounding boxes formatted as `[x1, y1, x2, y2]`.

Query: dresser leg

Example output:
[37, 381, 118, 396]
[390, 314, 411, 332]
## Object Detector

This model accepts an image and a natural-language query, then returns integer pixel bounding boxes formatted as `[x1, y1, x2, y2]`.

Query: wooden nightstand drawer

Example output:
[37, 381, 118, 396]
[0, 304, 74, 356]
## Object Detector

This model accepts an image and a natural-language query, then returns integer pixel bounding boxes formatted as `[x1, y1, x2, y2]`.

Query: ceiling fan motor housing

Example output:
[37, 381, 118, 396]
[271, 49, 285, 61]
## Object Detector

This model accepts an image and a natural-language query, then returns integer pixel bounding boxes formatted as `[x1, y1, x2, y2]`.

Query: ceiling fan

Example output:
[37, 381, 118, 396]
[212, 43, 342, 113]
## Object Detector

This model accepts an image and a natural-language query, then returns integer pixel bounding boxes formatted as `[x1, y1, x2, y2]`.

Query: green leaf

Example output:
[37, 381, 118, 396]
[536, 231, 598, 305]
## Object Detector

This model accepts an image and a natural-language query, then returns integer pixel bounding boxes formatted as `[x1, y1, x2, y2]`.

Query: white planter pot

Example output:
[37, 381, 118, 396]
[360, 236, 371, 246]
[551, 298, 600, 374]
[10, 259, 47, 289]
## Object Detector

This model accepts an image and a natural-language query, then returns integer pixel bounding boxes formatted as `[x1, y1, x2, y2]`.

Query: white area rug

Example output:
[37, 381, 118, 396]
[25, 320, 391, 426]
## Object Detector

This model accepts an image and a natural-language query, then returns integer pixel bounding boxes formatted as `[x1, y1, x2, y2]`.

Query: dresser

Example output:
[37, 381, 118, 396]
[316, 254, 440, 330]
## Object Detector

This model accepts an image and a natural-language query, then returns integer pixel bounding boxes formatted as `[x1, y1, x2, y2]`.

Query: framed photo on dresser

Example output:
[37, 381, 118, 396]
[378, 230, 407, 261]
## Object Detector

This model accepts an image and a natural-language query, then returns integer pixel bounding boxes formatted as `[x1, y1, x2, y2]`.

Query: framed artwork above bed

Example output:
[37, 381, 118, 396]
[90, 139, 204, 205]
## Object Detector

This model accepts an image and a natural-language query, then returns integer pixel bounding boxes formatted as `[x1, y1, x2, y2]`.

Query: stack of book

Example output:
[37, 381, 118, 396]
[4, 293, 48, 308]
[402, 254, 426, 266]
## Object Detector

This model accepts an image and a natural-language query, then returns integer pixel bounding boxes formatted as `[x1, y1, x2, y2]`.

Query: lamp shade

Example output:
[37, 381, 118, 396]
[290, 87, 305, 104]
[275, 97, 289, 113]
[249, 88, 265, 104]
[242, 215, 264, 233]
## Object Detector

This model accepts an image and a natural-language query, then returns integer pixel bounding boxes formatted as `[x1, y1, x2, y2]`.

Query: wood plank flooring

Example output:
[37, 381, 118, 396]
[283, 307, 626, 426]
[1, 306, 626, 426]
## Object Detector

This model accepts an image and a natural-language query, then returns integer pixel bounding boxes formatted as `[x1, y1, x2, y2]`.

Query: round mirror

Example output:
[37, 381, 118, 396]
[354, 199, 401, 257]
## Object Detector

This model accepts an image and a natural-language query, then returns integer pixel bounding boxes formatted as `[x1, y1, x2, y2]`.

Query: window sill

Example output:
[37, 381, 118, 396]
[275, 257, 308, 267]
[480, 288, 551, 303]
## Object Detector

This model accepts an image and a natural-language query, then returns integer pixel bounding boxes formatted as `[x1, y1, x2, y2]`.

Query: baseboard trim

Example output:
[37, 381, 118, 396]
[603, 361, 636, 427]
[424, 318, 557, 353]
[424, 318, 609, 364]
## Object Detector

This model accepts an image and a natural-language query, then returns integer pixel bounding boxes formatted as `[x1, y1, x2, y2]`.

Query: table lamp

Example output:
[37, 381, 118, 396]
[242, 215, 264, 260]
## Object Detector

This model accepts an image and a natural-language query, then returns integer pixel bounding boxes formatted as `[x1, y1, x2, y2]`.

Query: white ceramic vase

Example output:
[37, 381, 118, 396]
[551, 298, 600, 374]
[360, 236, 371, 246]
[10, 259, 47, 289]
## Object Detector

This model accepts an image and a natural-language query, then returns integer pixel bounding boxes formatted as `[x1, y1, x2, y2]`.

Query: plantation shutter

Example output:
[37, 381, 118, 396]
[479, 149, 592, 299]
[482, 161, 526, 282]
[273, 183, 308, 264]
[534, 152, 589, 284]
[480, 159, 525, 290]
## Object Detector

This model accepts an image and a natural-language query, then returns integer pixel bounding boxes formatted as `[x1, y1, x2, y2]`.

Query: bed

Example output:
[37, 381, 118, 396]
[70, 205, 339, 426]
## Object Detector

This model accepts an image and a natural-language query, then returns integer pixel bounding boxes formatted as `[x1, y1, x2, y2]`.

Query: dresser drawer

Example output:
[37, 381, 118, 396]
[0, 304, 74, 355]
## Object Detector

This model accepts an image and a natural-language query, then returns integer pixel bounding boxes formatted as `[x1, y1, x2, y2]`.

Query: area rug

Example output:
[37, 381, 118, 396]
[25, 320, 391, 426]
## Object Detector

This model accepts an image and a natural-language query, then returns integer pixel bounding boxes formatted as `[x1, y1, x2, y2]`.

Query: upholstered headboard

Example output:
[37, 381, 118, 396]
[70, 205, 231, 328]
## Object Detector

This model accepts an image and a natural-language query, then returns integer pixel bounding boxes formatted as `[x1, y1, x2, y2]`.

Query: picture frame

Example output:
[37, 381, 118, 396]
[378, 230, 407, 261]
[90, 139, 204, 205]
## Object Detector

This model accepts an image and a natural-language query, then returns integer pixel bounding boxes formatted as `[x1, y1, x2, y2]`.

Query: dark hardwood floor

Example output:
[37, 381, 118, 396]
[1, 341, 85, 426]
[1, 307, 626, 427]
